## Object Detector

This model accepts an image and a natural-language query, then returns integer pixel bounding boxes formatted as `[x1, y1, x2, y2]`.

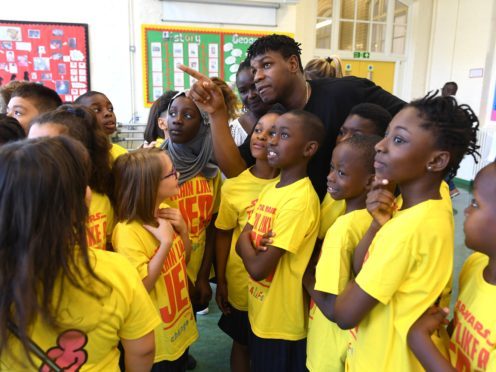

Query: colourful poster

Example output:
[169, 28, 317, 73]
[142, 25, 290, 106]
[0, 20, 90, 102]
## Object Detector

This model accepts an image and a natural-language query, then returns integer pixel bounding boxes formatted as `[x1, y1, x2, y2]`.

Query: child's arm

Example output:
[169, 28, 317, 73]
[215, 228, 233, 314]
[121, 331, 155, 372]
[158, 207, 192, 263]
[142, 218, 174, 292]
[195, 219, 217, 306]
[333, 280, 378, 329]
[353, 178, 396, 275]
[236, 223, 284, 281]
[179, 65, 247, 178]
[302, 258, 338, 321]
[407, 307, 455, 372]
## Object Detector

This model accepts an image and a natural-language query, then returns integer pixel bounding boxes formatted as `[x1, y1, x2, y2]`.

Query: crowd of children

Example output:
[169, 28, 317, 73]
[0, 33, 492, 372]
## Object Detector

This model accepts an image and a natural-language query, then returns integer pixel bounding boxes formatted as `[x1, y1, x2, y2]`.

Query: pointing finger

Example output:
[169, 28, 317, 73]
[178, 64, 210, 81]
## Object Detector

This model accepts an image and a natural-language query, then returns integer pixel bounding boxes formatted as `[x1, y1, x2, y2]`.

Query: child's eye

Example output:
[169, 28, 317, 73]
[92, 108, 101, 113]
[470, 199, 479, 208]
[108, 107, 114, 112]
[338, 170, 345, 176]
[280, 132, 289, 139]
[269, 130, 276, 137]
[254, 127, 262, 133]
[263, 63, 271, 69]
[169, 111, 177, 117]
[14, 111, 23, 117]
[393, 136, 405, 144]
[184, 113, 193, 119]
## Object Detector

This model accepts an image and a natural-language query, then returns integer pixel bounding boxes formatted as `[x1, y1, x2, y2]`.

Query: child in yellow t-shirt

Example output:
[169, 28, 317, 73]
[75, 91, 127, 162]
[318, 102, 392, 239]
[112, 148, 198, 369]
[0, 137, 159, 371]
[304, 134, 380, 371]
[408, 162, 496, 372]
[162, 91, 222, 313]
[329, 93, 480, 371]
[28, 104, 115, 251]
[215, 105, 283, 372]
[235, 110, 324, 371]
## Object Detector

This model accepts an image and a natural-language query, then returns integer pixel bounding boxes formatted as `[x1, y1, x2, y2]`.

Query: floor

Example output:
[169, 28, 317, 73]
[189, 182, 473, 372]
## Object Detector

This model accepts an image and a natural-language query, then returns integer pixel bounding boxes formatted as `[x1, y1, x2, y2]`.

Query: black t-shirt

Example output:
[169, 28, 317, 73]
[239, 76, 406, 200]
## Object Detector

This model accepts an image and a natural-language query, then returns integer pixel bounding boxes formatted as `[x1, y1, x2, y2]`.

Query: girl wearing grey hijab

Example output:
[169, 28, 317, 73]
[161, 90, 220, 319]
[161, 91, 217, 184]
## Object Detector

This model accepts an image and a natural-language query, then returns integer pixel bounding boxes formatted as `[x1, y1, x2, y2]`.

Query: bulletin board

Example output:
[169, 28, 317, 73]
[0, 20, 90, 102]
[142, 25, 282, 106]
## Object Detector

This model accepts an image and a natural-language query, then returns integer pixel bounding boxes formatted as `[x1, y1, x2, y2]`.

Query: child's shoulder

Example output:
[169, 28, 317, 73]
[390, 198, 452, 229]
[460, 252, 488, 281]
[259, 177, 319, 214]
[326, 208, 371, 240]
[224, 168, 278, 190]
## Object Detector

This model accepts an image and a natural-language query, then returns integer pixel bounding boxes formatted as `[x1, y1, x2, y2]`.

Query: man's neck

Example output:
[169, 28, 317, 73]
[283, 76, 310, 110]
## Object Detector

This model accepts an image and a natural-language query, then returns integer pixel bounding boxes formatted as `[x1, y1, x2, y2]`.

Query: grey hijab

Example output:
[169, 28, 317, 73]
[161, 91, 217, 185]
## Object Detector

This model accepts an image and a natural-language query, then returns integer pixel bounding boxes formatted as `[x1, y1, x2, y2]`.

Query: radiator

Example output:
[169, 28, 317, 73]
[473, 125, 496, 177]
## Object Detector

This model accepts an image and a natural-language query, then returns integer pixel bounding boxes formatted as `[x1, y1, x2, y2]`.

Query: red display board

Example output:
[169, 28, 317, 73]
[0, 20, 90, 102]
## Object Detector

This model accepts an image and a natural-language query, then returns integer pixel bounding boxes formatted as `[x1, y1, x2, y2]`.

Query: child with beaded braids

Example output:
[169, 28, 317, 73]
[322, 93, 479, 371]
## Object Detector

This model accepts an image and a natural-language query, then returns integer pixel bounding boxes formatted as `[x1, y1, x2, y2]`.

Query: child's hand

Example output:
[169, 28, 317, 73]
[215, 281, 231, 315]
[178, 65, 227, 115]
[409, 306, 450, 340]
[195, 277, 213, 306]
[157, 207, 188, 237]
[253, 231, 276, 252]
[144, 218, 174, 247]
[143, 141, 156, 149]
[366, 177, 396, 226]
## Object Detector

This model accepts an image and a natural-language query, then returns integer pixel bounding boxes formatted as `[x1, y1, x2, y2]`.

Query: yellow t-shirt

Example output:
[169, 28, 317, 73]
[155, 138, 165, 148]
[109, 143, 127, 162]
[318, 193, 346, 240]
[87, 191, 114, 250]
[448, 253, 496, 371]
[215, 168, 278, 311]
[0, 250, 160, 371]
[167, 172, 222, 282]
[347, 198, 454, 372]
[112, 215, 198, 362]
[307, 209, 372, 372]
[247, 177, 320, 340]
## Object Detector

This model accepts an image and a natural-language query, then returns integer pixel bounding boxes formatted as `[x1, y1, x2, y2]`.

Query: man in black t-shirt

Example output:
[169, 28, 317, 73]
[243, 34, 405, 199]
[180, 35, 405, 199]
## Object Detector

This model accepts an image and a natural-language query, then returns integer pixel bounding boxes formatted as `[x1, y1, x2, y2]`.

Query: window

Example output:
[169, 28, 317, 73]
[315, 0, 409, 55]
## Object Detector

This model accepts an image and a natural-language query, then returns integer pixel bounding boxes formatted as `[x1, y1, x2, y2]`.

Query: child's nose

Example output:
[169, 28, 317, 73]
[375, 138, 386, 152]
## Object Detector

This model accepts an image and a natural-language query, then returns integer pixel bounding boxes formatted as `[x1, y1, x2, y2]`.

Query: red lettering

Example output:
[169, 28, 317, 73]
[159, 263, 189, 324]
[455, 346, 471, 372]
[197, 194, 213, 228]
[478, 348, 489, 369]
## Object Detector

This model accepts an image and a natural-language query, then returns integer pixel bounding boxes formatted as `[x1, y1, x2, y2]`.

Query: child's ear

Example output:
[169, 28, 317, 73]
[427, 150, 450, 173]
[85, 186, 92, 208]
[157, 117, 168, 131]
[303, 141, 319, 158]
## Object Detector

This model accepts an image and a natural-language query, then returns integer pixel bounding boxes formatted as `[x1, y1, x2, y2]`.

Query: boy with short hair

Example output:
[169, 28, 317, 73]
[7, 83, 62, 133]
[236, 109, 324, 371]
[336, 103, 392, 143]
[304, 134, 381, 371]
